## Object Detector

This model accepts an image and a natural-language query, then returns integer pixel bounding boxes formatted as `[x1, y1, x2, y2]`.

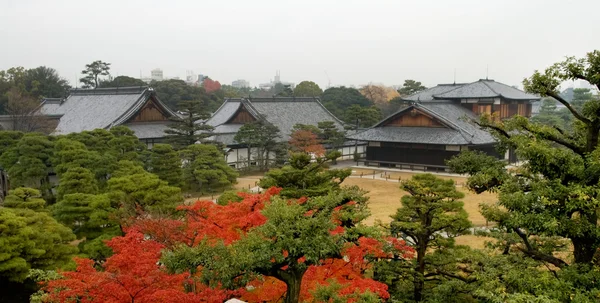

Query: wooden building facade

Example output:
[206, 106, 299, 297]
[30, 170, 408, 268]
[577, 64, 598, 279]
[349, 79, 539, 170]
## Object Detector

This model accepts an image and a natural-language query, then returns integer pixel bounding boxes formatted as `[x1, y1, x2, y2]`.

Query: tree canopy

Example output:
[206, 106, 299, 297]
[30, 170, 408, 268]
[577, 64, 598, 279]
[293, 81, 323, 97]
[397, 80, 427, 96]
[79, 60, 111, 88]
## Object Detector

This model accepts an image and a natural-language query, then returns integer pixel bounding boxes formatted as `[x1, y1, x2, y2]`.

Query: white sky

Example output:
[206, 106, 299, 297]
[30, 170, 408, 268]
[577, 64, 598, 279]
[0, 0, 598, 89]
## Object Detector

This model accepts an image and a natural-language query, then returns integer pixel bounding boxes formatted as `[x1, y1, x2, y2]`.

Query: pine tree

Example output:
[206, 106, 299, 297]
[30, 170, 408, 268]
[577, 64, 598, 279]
[147, 143, 183, 187]
[165, 100, 214, 149]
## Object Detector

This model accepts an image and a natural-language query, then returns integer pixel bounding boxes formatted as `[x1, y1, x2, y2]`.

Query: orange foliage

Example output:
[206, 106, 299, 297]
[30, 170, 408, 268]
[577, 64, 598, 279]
[289, 130, 326, 156]
[46, 188, 414, 302]
[203, 78, 221, 93]
[44, 231, 234, 303]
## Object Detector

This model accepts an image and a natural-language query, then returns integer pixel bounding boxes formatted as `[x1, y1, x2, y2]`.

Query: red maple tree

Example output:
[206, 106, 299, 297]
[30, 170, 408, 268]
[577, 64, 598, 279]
[289, 130, 326, 156]
[45, 189, 414, 302]
[203, 78, 221, 93]
[43, 230, 234, 303]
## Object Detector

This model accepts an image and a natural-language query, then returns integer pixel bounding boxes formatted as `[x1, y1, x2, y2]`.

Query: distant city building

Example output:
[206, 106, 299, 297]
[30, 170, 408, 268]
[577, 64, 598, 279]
[259, 71, 295, 90]
[151, 69, 163, 81]
[232, 79, 250, 88]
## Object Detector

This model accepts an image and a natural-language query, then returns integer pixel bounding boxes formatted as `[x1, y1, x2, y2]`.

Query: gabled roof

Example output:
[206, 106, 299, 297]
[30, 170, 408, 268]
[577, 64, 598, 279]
[348, 101, 495, 145]
[433, 79, 539, 101]
[401, 79, 540, 102]
[207, 97, 346, 143]
[401, 83, 466, 101]
[40, 86, 178, 136]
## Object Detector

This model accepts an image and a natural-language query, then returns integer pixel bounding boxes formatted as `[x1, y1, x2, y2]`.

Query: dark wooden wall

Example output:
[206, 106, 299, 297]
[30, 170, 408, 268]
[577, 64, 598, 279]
[228, 107, 256, 124]
[129, 99, 169, 122]
[366, 143, 500, 167]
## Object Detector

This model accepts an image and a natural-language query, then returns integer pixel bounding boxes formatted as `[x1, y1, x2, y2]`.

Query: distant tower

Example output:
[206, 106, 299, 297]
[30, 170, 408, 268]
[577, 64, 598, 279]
[274, 70, 281, 83]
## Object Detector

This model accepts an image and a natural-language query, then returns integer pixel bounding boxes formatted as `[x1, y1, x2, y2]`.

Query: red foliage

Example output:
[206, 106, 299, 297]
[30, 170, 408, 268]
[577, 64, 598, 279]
[203, 78, 221, 93]
[47, 188, 414, 302]
[134, 188, 280, 248]
[289, 130, 326, 156]
[43, 231, 232, 303]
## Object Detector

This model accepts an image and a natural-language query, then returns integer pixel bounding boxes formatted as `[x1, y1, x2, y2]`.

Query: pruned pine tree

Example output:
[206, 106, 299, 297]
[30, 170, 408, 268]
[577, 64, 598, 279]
[165, 99, 214, 149]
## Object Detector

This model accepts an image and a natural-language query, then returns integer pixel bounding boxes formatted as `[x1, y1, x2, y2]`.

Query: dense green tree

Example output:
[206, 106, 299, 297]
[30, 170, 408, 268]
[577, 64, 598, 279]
[52, 138, 116, 188]
[107, 168, 183, 215]
[397, 80, 427, 96]
[79, 60, 111, 88]
[65, 129, 114, 154]
[108, 126, 146, 162]
[23, 66, 70, 98]
[56, 167, 99, 200]
[180, 144, 237, 192]
[259, 152, 351, 198]
[318, 121, 346, 150]
[234, 120, 282, 170]
[52, 193, 117, 241]
[321, 86, 373, 119]
[3, 187, 46, 210]
[448, 50, 600, 269]
[0, 130, 24, 155]
[344, 105, 382, 128]
[147, 143, 183, 186]
[0, 204, 77, 282]
[387, 174, 471, 302]
[165, 100, 214, 149]
[98, 75, 146, 88]
[0, 66, 69, 114]
[293, 81, 323, 97]
[0, 133, 53, 195]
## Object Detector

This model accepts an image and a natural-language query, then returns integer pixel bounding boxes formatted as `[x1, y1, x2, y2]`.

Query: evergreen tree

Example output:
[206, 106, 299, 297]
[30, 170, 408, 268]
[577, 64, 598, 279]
[259, 152, 350, 198]
[147, 143, 183, 187]
[56, 167, 99, 200]
[0, 191, 77, 283]
[108, 126, 146, 162]
[180, 144, 238, 192]
[387, 174, 471, 302]
[0, 133, 54, 198]
[3, 187, 46, 210]
[165, 100, 214, 149]
[234, 120, 282, 170]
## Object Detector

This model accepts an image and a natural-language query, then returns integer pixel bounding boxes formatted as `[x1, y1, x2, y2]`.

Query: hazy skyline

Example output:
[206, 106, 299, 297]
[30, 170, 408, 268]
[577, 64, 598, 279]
[1, 0, 598, 89]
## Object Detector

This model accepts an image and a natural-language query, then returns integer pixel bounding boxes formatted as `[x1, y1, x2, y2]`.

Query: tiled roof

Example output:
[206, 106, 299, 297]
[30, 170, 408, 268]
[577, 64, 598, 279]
[433, 79, 539, 100]
[123, 122, 171, 139]
[206, 97, 346, 144]
[402, 79, 540, 102]
[40, 87, 177, 136]
[348, 101, 495, 145]
[402, 83, 466, 101]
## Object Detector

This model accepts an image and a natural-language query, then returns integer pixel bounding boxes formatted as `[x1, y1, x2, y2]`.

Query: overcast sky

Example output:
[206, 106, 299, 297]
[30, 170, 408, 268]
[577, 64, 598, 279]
[1, 0, 598, 89]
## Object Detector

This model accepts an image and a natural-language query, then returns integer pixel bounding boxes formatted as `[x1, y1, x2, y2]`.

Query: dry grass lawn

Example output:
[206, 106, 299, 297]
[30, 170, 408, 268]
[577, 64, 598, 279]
[342, 176, 497, 227]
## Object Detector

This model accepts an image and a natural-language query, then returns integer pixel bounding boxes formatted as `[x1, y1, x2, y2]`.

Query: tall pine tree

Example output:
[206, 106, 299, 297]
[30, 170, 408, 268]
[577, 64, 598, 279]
[165, 100, 213, 149]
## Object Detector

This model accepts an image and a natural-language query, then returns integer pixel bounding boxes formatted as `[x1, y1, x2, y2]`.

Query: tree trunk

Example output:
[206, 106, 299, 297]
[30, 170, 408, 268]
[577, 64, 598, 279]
[586, 125, 599, 153]
[284, 274, 302, 303]
[573, 238, 597, 264]
[414, 242, 427, 302]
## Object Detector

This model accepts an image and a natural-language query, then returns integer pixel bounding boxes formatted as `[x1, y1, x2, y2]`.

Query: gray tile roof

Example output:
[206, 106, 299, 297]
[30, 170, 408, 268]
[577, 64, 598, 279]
[40, 86, 178, 136]
[402, 83, 466, 101]
[433, 79, 539, 100]
[206, 97, 346, 144]
[402, 79, 540, 102]
[123, 122, 171, 139]
[348, 101, 495, 145]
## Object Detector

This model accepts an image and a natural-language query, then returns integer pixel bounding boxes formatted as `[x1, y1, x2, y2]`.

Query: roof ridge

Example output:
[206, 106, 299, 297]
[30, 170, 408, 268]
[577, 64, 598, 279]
[431, 83, 468, 99]
[70, 86, 148, 96]
[480, 80, 500, 96]
[418, 104, 474, 139]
